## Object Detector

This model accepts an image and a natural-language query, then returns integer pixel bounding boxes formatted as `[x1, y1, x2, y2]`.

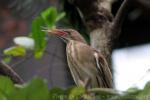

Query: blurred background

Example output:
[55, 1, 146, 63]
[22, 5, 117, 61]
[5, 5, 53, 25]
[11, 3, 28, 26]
[0, 0, 150, 90]
[112, 0, 150, 91]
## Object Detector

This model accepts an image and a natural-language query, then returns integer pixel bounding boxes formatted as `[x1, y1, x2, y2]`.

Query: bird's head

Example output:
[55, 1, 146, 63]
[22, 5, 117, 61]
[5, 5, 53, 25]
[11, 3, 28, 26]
[43, 28, 86, 43]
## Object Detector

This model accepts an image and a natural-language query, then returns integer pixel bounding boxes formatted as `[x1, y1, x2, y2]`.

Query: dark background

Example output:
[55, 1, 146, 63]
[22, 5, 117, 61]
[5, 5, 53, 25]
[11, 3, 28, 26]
[112, 0, 150, 48]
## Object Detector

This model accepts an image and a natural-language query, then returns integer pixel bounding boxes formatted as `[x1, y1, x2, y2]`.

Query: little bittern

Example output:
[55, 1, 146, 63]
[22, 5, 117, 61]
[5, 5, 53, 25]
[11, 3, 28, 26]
[44, 28, 113, 88]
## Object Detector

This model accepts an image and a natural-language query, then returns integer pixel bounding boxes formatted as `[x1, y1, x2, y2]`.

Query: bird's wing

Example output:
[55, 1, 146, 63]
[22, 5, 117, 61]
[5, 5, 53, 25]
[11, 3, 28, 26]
[94, 52, 113, 88]
[66, 50, 81, 85]
[66, 42, 86, 86]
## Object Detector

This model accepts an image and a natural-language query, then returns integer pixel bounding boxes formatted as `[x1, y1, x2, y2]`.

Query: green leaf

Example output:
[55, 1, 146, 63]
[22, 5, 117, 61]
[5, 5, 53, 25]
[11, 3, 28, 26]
[0, 93, 6, 100]
[41, 7, 57, 27]
[2, 57, 11, 63]
[31, 16, 46, 59]
[3, 76, 150, 100]
[69, 86, 86, 100]
[25, 77, 49, 100]
[137, 82, 150, 100]
[0, 76, 15, 96]
[8, 77, 49, 100]
[109, 88, 140, 100]
[3, 46, 26, 57]
[49, 87, 67, 100]
[89, 88, 120, 100]
[56, 12, 66, 22]
[34, 51, 44, 59]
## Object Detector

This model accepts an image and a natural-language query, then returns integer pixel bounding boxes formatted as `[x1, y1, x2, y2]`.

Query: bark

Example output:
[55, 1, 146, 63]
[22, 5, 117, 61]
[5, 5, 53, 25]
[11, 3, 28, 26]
[71, 0, 114, 57]
[69, 0, 132, 72]
[0, 61, 24, 84]
[136, 0, 150, 10]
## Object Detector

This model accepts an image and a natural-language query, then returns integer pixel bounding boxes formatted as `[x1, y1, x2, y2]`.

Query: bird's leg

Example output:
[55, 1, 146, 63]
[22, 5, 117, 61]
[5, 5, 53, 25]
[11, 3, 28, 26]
[78, 77, 91, 88]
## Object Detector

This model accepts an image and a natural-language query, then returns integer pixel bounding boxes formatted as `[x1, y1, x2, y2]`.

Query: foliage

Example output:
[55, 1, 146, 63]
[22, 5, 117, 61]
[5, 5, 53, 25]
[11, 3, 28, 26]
[30, 7, 65, 58]
[3, 7, 65, 59]
[0, 76, 150, 100]
[4, 46, 26, 57]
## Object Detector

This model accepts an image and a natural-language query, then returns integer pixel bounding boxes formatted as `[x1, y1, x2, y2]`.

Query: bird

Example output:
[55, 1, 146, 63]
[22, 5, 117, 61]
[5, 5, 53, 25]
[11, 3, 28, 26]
[43, 28, 113, 88]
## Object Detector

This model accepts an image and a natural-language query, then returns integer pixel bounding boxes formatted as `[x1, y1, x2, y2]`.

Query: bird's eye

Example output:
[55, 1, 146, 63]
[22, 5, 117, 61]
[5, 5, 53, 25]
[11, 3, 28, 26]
[68, 31, 71, 35]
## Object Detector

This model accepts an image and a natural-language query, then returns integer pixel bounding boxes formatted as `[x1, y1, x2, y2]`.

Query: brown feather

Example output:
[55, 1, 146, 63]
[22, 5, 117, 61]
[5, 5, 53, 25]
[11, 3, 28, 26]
[44, 28, 113, 88]
[66, 40, 113, 88]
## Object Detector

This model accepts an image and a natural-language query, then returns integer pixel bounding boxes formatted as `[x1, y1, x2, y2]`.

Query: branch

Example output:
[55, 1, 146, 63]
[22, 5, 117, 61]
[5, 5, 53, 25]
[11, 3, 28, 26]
[136, 0, 150, 10]
[111, 0, 132, 39]
[72, 0, 114, 57]
[88, 88, 120, 95]
[0, 61, 24, 84]
[11, 53, 32, 67]
[72, 0, 114, 31]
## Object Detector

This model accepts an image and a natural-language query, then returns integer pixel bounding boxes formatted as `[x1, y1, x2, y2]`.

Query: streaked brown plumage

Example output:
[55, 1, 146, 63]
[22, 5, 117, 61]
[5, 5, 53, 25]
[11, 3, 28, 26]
[44, 28, 113, 88]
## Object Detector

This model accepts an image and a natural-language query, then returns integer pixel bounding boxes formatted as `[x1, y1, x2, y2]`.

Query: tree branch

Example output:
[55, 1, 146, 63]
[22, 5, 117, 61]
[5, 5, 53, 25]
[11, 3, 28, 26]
[0, 61, 24, 84]
[88, 88, 120, 95]
[71, 0, 115, 72]
[11, 53, 32, 67]
[111, 0, 132, 40]
[136, 0, 150, 10]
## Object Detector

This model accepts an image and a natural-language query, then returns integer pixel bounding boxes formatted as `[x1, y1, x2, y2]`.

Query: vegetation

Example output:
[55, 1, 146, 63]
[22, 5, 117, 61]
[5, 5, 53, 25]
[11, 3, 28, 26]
[3, 7, 65, 60]
[0, 76, 150, 100]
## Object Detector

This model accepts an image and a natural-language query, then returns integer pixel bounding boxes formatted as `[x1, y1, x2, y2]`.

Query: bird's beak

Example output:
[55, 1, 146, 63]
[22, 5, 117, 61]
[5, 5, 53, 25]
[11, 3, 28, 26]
[42, 28, 67, 37]
[42, 28, 69, 43]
